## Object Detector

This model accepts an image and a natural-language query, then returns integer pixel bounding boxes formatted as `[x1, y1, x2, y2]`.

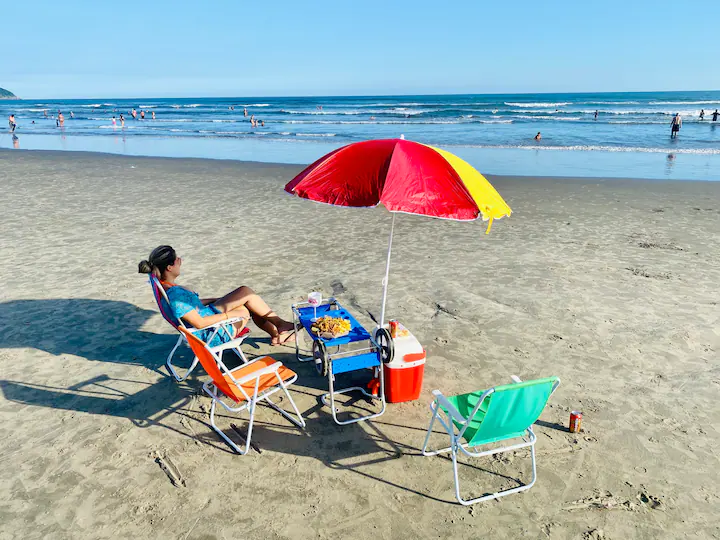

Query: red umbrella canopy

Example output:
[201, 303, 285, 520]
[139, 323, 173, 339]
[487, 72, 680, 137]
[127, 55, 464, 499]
[285, 138, 503, 221]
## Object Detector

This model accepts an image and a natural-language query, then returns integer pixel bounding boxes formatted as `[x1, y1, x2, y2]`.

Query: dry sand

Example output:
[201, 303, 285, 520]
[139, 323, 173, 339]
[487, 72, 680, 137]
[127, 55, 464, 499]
[0, 149, 718, 540]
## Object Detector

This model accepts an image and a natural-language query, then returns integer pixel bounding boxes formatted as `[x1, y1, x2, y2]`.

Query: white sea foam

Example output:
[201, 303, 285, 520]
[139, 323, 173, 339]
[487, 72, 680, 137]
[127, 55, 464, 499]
[184, 104, 202, 108]
[453, 143, 720, 155]
[649, 101, 720, 105]
[295, 133, 337, 137]
[240, 103, 270, 107]
[138, 105, 157, 109]
[505, 102, 571, 107]
[80, 104, 103, 108]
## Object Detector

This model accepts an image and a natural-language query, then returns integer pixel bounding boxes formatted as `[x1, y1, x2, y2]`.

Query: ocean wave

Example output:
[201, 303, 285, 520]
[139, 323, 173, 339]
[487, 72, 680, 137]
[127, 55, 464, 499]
[138, 105, 157, 108]
[240, 103, 270, 107]
[649, 100, 720, 105]
[505, 102, 571, 107]
[80, 104, 103, 108]
[184, 104, 202, 108]
[452, 143, 720, 155]
[295, 133, 337, 137]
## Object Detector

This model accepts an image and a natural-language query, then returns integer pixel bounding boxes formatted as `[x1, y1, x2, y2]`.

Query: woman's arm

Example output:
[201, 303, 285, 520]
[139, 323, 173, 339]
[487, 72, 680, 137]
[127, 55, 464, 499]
[200, 297, 219, 306]
[181, 308, 245, 330]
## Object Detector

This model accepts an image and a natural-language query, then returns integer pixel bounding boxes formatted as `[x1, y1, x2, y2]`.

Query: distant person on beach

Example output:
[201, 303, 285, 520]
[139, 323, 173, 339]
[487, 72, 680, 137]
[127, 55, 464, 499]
[138, 245, 297, 346]
[534, 132, 542, 141]
[70, 111, 74, 119]
[131, 108, 137, 120]
[43, 109, 48, 118]
[670, 113, 681, 138]
[699, 109, 705, 121]
[57, 112, 65, 127]
[140, 110, 145, 120]
[8, 114, 17, 133]
[12, 135, 19, 148]
[244, 107, 247, 117]
[119, 113, 125, 127]
[151, 111, 155, 120]
[112, 116, 116, 126]
[712, 110, 719, 122]
[594, 110, 598, 120]
[260, 120, 265, 127]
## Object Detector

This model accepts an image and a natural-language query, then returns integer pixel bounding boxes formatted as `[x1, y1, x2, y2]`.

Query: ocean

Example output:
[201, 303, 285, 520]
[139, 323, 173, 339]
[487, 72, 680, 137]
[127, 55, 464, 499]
[2, 91, 720, 179]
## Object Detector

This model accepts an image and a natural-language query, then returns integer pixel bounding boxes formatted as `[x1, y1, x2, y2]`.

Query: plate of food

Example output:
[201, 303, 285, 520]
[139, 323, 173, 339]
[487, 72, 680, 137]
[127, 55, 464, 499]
[311, 315, 352, 339]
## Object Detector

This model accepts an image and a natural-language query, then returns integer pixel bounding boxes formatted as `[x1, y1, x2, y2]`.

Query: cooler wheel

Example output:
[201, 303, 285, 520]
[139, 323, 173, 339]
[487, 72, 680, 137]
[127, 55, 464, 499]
[374, 327, 394, 364]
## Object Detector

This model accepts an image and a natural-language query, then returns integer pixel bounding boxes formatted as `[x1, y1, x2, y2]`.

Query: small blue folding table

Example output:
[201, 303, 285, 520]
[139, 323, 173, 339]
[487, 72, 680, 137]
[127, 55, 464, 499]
[292, 297, 392, 425]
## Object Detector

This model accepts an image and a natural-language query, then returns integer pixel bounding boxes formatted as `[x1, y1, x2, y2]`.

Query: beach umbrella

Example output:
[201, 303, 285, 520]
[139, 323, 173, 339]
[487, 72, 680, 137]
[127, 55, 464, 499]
[284, 138, 512, 332]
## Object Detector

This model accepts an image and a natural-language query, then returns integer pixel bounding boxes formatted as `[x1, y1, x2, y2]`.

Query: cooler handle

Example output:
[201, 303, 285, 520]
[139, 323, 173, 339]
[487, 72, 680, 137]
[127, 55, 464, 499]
[403, 351, 426, 363]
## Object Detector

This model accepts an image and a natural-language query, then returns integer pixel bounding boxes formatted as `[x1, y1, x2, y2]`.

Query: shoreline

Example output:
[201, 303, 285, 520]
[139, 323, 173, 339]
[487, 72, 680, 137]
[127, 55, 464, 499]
[2, 145, 719, 185]
[2, 134, 720, 181]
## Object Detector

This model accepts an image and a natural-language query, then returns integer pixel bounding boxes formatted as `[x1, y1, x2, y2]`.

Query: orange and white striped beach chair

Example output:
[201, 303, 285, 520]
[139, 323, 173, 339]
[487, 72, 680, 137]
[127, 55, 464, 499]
[148, 275, 250, 381]
[179, 327, 306, 454]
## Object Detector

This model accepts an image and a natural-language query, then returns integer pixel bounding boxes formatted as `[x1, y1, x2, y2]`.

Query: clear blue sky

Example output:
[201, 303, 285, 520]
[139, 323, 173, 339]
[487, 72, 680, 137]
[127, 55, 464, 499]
[3, 0, 719, 98]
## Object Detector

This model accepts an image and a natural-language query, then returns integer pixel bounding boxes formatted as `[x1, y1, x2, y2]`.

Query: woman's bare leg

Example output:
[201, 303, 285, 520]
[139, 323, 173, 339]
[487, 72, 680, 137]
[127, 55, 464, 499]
[214, 286, 293, 341]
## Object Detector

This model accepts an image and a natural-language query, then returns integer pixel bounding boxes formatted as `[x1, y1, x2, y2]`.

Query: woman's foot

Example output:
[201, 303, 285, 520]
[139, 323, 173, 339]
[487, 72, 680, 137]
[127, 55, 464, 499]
[271, 323, 297, 346]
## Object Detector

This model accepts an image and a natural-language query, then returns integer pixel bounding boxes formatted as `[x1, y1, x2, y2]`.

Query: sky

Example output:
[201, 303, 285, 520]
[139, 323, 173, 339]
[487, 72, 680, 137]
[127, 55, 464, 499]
[3, 0, 720, 98]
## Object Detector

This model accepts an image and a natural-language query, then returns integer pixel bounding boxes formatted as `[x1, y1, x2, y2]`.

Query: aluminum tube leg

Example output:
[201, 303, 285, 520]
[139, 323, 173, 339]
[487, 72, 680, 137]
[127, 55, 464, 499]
[379, 213, 396, 328]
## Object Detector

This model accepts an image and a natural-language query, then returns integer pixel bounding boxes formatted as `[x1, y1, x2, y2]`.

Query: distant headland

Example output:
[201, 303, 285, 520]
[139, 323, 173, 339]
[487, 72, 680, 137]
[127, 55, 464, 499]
[0, 88, 18, 99]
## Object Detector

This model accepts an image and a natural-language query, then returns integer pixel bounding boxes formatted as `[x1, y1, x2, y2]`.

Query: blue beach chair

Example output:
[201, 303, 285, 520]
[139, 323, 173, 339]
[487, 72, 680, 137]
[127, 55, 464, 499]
[148, 275, 250, 381]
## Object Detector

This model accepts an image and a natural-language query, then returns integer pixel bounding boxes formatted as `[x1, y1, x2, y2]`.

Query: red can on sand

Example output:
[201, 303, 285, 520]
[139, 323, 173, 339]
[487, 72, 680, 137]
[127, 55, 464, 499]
[569, 411, 583, 433]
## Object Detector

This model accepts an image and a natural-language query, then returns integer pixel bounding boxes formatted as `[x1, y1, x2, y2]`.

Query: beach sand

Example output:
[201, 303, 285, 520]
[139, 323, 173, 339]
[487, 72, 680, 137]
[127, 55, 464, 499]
[0, 149, 718, 540]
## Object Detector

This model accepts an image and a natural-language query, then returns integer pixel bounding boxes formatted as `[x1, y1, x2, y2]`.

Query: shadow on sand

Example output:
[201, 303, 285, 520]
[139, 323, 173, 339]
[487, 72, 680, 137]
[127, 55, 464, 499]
[0, 298, 522, 503]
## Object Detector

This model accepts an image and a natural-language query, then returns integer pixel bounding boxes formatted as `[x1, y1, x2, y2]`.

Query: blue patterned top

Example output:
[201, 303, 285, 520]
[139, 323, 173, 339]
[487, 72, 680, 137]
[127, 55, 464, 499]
[166, 285, 227, 346]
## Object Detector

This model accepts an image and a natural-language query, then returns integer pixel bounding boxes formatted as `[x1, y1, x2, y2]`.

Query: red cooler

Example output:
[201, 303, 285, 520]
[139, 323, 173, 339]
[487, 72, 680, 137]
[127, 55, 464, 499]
[383, 324, 426, 403]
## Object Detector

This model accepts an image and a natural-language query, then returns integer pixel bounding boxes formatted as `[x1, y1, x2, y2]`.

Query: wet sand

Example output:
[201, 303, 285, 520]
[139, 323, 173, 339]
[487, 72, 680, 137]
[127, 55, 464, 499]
[0, 149, 718, 539]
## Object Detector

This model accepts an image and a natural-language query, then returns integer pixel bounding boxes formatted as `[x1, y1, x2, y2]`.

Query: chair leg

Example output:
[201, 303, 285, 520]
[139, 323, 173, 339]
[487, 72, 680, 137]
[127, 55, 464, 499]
[166, 335, 199, 382]
[422, 404, 454, 456]
[451, 442, 538, 506]
[208, 393, 251, 455]
[265, 384, 306, 428]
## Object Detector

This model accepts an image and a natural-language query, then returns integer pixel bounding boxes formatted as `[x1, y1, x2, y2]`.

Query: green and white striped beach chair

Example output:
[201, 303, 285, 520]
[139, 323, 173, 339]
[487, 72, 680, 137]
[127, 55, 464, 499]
[422, 375, 560, 505]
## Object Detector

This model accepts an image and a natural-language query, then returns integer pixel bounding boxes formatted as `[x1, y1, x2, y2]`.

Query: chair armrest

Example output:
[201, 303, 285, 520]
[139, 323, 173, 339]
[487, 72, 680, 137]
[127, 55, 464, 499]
[205, 317, 245, 329]
[230, 360, 283, 386]
[432, 390, 467, 424]
[210, 334, 250, 353]
[511, 375, 522, 383]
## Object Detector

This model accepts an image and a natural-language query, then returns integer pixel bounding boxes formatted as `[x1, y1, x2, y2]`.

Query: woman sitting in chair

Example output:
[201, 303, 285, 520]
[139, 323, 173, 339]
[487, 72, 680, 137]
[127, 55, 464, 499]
[139, 245, 296, 346]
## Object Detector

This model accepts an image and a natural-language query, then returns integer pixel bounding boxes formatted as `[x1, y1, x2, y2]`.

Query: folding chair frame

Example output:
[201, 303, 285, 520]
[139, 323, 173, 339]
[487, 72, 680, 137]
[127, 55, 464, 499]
[149, 276, 250, 382]
[421, 375, 560, 505]
[193, 337, 306, 455]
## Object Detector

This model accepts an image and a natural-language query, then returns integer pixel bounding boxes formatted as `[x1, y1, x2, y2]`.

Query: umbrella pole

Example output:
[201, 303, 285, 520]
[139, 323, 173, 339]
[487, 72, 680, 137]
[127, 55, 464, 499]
[379, 212, 396, 328]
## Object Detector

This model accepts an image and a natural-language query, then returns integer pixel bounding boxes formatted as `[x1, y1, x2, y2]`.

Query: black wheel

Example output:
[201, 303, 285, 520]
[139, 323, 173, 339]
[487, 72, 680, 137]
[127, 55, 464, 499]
[374, 327, 394, 364]
[313, 340, 329, 377]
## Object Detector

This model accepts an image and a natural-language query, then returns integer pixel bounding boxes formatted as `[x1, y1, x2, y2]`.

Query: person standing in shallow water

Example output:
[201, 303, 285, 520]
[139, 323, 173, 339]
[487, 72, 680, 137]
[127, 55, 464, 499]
[8, 114, 17, 133]
[670, 113, 682, 138]
[712, 110, 719, 122]
[534, 132, 542, 141]
[138, 245, 297, 346]
[699, 109, 705, 121]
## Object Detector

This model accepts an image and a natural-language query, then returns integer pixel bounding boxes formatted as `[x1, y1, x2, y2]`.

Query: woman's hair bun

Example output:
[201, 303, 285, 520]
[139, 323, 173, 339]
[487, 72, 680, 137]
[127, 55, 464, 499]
[138, 260, 153, 274]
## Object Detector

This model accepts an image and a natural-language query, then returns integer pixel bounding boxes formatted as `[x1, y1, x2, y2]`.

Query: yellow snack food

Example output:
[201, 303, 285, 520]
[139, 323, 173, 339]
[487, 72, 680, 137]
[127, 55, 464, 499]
[311, 315, 352, 337]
